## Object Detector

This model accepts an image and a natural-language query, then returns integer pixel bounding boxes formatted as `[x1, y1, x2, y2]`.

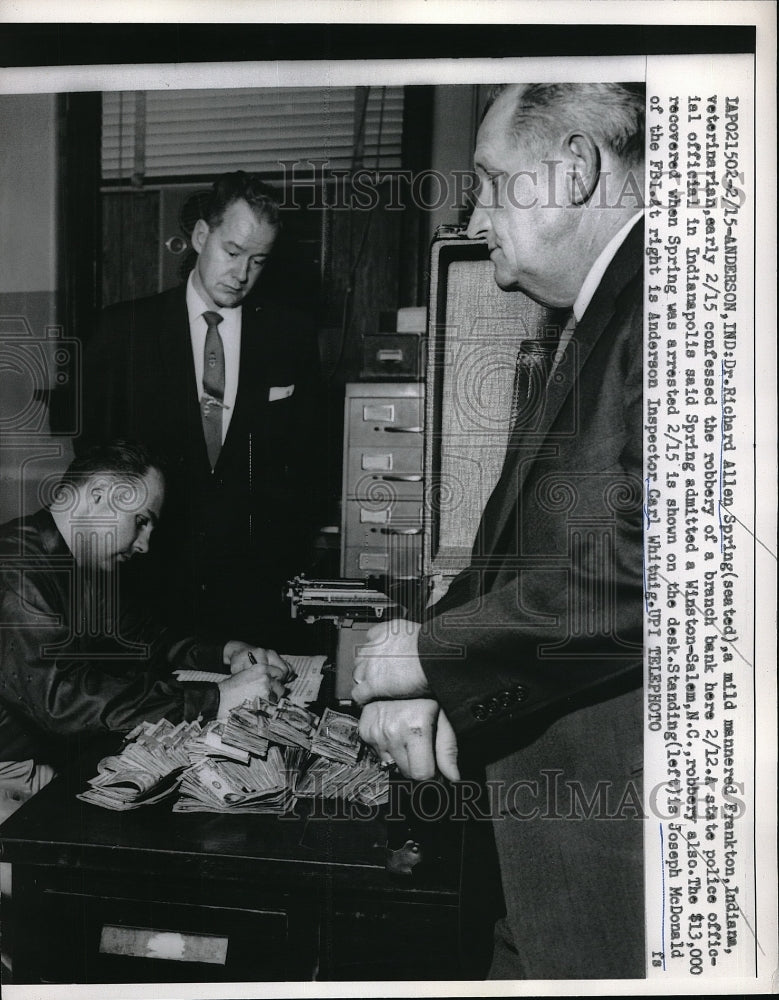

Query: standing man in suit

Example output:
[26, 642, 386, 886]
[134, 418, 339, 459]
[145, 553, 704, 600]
[80, 172, 322, 646]
[353, 83, 646, 978]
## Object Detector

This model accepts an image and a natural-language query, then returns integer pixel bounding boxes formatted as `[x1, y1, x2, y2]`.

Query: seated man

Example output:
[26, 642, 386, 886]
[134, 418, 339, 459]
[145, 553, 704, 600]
[0, 441, 285, 822]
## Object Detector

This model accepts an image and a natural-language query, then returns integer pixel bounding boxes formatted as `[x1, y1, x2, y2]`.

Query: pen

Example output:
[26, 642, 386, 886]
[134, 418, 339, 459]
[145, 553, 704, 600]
[247, 651, 258, 665]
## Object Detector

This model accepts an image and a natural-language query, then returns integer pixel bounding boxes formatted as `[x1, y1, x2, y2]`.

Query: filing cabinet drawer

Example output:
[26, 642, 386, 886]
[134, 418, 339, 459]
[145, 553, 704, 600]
[344, 499, 423, 545]
[347, 396, 424, 446]
[342, 537, 422, 579]
[345, 448, 423, 501]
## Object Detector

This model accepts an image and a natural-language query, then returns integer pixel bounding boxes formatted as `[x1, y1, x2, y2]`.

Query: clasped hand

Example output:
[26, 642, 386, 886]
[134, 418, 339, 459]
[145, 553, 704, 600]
[216, 641, 292, 718]
[351, 620, 459, 781]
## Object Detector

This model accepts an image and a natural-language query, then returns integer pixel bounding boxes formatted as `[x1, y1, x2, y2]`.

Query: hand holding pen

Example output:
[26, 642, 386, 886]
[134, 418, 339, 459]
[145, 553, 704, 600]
[228, 644, 295, 701]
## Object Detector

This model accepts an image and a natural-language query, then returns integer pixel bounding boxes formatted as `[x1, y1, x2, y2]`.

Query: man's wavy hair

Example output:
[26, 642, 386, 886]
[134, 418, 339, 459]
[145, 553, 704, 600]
[202, 171, 282, 231]
[59, 441, 166, 489]
[483, 83, 645, 169]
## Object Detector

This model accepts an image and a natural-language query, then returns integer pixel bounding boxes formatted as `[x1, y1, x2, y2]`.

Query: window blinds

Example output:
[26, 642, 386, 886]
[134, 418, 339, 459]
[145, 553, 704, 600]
[102, 87, 404, 182]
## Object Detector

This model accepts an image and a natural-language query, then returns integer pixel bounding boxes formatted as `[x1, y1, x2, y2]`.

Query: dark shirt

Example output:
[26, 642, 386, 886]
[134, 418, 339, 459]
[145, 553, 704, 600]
[0, 509, 224, 763]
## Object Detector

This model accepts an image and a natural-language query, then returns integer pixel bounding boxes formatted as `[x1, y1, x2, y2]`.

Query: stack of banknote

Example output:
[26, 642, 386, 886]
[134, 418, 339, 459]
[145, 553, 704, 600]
[173, 746, 300, 814]
[310, 708, 361, 764]
[295, 752, 389, 806]
[76, 719, 201, 810]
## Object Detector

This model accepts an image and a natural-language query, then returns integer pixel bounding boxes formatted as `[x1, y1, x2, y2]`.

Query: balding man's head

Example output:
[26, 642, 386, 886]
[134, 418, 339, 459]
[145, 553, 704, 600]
[467, 82, 645, 305]
[483, 83, 645, 170]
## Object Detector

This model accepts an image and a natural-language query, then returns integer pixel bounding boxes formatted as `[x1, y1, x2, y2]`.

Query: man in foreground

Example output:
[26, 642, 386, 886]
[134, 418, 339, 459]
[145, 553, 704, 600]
[353, 83, 646, 978]
[0, 442, 286, 821]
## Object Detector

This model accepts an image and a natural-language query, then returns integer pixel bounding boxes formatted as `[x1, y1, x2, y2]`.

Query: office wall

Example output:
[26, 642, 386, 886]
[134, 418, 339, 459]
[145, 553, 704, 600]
[0, 93, 72, 523]
[0, 94, 58, 293]
[427, 86, 480, 244]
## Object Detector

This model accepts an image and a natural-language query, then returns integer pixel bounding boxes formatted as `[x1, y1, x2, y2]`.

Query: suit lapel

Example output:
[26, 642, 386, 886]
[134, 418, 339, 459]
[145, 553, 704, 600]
[480, 220, 644, 558]
[217, 302, 268, 470]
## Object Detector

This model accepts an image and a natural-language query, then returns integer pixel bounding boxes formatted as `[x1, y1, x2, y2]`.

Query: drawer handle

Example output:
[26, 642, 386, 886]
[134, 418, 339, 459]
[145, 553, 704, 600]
[376, 474, 422, 482]
[380, 527, 423, 535]
[383, 425, 423, 434]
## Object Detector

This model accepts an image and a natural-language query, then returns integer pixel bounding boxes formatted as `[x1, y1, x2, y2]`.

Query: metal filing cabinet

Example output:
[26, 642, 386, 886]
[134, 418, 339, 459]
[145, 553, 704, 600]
[340, 382, 424, 582]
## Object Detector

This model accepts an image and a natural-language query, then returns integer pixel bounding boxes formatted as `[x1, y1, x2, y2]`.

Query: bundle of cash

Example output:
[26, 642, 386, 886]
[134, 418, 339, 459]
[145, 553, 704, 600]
[76, 719, 201, 810]
[185, 720, 251, 765]
[296, 753, 389, 806]
[267, 703, 318, 750]
[220, 696, 275, 758]
[173, 746, 297, 814]
[310, 708, 361, 765]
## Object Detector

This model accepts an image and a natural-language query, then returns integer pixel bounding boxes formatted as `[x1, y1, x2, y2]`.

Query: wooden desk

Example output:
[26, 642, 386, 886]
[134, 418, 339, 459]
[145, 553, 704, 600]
[0, 764, 494, 984]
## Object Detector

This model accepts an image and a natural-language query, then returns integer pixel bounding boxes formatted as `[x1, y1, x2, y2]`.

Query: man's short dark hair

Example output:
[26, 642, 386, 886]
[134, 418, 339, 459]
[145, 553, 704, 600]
[203, 171, 282, 231]
[484, 83, 645, 169]
[59, 440, 165, 489]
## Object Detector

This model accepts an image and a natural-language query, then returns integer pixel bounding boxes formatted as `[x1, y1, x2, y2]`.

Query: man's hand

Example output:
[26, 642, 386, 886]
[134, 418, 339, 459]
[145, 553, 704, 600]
[351, 620, 430, 705]
[358, 698, 459, 781]
[226, 643, 291, 680]
[222, 639, 253, 666]
[216, 665, 283, 719]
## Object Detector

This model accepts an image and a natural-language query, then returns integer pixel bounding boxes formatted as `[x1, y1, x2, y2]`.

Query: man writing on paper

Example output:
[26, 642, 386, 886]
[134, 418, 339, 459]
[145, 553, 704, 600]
[80, 172, 322, 645]
[353, 83, 646, 979]
[0, 442, 288, 822]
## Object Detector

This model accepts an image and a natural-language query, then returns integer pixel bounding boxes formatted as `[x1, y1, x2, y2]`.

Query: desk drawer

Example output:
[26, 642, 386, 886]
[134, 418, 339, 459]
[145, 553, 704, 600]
[15, 885, 317, 983]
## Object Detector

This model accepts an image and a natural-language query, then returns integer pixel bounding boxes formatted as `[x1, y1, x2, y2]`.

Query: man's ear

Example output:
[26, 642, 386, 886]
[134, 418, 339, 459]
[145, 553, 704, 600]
[563, 131, 601, 206]
[191, 218, 209, 254]
[86, 476, 110, 511]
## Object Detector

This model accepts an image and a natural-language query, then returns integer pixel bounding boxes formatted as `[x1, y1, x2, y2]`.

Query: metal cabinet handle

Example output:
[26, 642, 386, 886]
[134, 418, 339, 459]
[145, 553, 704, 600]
[380, 527, 423, 535]
[376, 474, 422, 482]
[383, 425, 423, 434]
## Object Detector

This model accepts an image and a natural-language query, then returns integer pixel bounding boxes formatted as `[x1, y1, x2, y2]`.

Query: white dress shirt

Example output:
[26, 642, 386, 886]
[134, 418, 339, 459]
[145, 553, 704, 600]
[551, 211, 643, 370]
[186, 272, 241, 442]
[572, 210, 644, 322]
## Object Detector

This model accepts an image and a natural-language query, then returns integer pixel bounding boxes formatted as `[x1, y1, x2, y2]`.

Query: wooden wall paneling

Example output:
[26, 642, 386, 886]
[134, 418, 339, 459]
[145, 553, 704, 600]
[101, 190, 161, 308]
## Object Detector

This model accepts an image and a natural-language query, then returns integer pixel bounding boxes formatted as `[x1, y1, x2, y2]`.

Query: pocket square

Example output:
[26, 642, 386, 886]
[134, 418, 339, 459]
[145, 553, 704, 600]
[269, 384, 295, 401]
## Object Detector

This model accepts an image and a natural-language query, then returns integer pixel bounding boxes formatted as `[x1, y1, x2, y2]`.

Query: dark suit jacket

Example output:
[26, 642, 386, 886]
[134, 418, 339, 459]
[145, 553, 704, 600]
[419, 220, 645, 977]
[0, 509, 222, 763]
[79, 284, 322, 643]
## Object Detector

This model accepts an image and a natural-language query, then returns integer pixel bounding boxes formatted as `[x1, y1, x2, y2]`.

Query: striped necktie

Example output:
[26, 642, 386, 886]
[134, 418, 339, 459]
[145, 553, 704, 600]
[508, 308, 573, 432]
[201, 310, 225, 468]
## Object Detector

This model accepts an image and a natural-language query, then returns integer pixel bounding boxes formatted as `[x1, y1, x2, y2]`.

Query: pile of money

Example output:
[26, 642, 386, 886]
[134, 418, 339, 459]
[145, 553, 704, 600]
[79, 699, 389, 813]
[76, 719, 201, 810]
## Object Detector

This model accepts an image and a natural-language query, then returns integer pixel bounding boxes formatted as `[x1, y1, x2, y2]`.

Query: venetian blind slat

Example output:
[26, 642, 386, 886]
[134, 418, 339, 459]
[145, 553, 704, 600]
[102, 87, 404, 180]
